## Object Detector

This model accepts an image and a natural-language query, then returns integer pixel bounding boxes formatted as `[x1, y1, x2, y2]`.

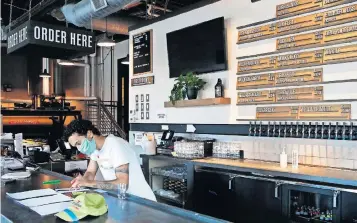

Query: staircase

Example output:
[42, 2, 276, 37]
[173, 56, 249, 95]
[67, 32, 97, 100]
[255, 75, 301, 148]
[85, 98, 126, 139]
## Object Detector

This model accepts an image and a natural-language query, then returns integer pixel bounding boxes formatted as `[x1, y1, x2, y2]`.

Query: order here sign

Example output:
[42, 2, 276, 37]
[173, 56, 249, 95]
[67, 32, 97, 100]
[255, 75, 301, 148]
[7, 20, 95, 59]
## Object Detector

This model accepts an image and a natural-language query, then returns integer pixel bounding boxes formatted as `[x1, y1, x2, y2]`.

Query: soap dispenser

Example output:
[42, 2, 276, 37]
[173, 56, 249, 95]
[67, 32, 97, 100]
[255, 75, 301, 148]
[280, 147, 288, 168]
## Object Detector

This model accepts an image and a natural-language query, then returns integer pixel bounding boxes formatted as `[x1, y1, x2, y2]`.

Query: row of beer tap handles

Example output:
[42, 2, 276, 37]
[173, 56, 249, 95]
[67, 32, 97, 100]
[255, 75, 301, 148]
[248, 121, 357, 140]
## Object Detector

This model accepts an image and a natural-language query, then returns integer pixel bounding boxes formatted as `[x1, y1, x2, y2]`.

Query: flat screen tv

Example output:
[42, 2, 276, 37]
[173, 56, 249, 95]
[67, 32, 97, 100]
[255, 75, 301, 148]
[166, 17, 227, 78]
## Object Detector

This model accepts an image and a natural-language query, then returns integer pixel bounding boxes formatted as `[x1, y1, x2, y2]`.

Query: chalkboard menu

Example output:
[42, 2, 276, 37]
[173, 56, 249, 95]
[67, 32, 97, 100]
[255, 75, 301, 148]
[132, 30, 152, 75]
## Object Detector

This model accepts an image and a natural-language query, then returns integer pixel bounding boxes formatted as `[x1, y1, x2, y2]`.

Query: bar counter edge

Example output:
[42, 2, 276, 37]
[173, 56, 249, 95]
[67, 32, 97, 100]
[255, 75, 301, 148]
[141, 155, 357, 188]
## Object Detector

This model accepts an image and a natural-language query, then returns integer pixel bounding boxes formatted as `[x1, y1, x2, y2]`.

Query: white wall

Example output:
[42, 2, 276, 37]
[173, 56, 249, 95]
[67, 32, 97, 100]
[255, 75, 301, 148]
[128, 0, 357, 125]
[98, 39, 129, 102]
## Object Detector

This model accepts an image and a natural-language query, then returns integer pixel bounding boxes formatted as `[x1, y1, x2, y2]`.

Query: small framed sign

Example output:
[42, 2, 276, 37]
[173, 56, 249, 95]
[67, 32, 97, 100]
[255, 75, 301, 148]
[131, 76, 155, 87]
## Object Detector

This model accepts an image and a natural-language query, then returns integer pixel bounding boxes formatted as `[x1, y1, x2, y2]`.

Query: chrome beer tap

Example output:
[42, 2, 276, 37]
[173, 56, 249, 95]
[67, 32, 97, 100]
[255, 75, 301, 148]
[335, 122, 339, 140]
[328, 122, 332, 140]
[284, 122, 288, 138]
[343, 122, 347, 140]
[321, 122, 325, 139]
[254, 121, 258, 137]
[315, 122, 318, 139]
[249, 121, 252, 136]
[295, 122, 299, 138]
[350, 122, 354, 141]
[278, 122, 282, 138]
[308, 122, 312, 138]
[302, 122, 306, 138]
[259, 121, 262, 137]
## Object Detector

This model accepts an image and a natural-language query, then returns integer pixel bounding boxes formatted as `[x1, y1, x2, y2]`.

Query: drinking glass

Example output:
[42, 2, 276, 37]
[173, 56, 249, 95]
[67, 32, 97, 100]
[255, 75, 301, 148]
[118, 183, 128, 199]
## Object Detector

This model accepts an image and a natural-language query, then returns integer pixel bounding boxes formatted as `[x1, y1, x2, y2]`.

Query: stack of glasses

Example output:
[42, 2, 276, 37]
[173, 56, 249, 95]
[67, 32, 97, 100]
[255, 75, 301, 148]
[174, 142, 205, 159]
[212, 142, 241, 159]
[151, 165, 187, 179]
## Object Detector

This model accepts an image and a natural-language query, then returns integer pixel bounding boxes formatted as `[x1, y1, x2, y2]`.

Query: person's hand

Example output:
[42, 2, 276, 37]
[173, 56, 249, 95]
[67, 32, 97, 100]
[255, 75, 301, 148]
[71, 173, 83, 188]
[71, 173, 93, 188]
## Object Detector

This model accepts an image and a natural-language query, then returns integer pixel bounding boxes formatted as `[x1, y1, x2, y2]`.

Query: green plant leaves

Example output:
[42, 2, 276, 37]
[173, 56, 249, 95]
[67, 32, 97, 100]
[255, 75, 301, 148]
[169, 71, 207, 104]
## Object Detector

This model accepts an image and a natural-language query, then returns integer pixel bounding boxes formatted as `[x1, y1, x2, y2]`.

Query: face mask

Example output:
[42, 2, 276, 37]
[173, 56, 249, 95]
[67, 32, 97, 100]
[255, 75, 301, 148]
[79, 138, 96, 156]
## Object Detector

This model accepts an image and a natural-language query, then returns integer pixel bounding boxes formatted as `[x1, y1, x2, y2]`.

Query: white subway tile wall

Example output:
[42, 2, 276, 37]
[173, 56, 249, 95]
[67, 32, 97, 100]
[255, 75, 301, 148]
[132, 132, 357, 170]
[236, 137, 357, 170]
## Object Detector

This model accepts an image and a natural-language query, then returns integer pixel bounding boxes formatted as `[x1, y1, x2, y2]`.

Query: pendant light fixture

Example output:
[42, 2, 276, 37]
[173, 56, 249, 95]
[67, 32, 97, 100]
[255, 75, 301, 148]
[97, 17, 116, 47]
[40, 58, 51, 78]
[39, 69, 51, 78]
[121, 54, 129, 65]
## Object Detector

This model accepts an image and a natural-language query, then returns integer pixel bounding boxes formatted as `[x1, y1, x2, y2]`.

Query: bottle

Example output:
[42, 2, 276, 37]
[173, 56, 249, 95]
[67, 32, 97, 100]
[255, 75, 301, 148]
[215, 78, 224, 98]
[292, 147, 299, 169]
[280, 147, 288, 168]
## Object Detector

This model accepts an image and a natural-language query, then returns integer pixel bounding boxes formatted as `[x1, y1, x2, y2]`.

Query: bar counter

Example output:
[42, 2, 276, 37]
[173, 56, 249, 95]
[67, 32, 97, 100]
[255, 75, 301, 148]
[0, 169, 227, 223]
[142, 155, 357, 187]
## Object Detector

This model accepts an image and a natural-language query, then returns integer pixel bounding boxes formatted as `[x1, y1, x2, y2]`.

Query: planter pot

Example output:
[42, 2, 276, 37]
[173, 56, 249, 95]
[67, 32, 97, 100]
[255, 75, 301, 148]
[181, 89, 187, 100]
[187, 87, 198, 100]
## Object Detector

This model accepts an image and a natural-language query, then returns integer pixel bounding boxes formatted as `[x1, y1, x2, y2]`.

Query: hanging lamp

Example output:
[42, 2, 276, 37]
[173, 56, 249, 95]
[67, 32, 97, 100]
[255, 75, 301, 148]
[39, 69, 51, 78]
[97, 17, 115, 47]
[121, 54, 129, 65]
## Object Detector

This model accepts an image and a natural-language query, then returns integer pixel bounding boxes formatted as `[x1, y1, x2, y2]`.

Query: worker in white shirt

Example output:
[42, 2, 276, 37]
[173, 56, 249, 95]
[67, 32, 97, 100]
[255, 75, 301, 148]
[64, 119, 156, 201]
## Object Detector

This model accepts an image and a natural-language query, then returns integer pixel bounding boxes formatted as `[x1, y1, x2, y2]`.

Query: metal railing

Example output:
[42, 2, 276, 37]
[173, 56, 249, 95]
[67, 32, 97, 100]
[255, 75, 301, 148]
[66, 97, 126, 139]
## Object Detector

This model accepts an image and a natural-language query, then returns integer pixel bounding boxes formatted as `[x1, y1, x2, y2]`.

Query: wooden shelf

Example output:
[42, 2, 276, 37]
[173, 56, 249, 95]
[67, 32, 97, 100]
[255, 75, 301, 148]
[164, 98, 231, 108]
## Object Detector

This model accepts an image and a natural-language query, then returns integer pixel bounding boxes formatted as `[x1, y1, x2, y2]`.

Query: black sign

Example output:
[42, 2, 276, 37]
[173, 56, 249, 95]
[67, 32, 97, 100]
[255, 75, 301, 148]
[7, 21, 95, 59]
[133, 30, 152, 75]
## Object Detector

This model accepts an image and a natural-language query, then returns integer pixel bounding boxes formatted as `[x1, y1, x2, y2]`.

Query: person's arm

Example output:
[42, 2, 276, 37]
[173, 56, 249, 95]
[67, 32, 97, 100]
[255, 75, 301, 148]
[70, 160, 98, 187]
[82, 160, 98, 181]
[75, 163, 129, 190]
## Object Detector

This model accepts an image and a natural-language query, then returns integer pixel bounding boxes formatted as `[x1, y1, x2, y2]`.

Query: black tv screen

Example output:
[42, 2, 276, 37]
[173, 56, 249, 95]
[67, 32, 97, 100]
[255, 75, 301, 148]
[166, 17, 227, 78]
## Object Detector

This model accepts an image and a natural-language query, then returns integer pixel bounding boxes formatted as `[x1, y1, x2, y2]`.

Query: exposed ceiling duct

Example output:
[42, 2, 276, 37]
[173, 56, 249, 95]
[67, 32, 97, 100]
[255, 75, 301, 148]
[85, 15, 140, 34]
[60, 0, 140, 28]
[51, 7, 141, 35]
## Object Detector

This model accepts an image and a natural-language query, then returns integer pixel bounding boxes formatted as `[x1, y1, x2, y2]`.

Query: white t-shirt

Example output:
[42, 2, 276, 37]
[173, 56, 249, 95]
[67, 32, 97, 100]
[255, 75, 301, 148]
[90, 134, 156, 201]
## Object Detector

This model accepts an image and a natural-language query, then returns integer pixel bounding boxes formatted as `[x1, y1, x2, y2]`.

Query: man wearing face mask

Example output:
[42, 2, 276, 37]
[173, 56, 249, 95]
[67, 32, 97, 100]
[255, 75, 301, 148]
[63, 119, 156, 201]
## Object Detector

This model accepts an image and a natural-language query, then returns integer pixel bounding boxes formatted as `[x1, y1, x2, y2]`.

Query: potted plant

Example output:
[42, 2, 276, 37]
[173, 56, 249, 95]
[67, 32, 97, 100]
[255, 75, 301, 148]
[183, 72, 206, 100]
[169, 76, 186, 105]
[169, 72, 206, 104]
